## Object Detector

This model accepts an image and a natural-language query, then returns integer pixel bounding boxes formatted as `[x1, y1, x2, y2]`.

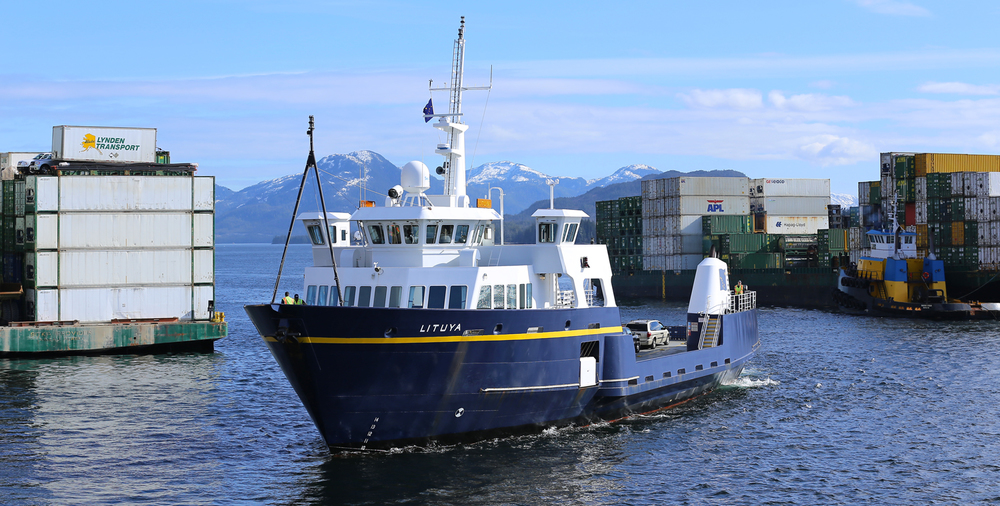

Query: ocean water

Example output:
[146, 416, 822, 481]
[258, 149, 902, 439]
[3, 244, 1000, 504]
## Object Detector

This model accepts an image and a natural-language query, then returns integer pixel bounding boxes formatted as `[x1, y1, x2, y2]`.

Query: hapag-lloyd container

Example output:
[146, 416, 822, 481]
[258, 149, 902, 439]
[764, 215, 830, 234]
[51, 125, 156, 163]
[749, 178, 830, 197]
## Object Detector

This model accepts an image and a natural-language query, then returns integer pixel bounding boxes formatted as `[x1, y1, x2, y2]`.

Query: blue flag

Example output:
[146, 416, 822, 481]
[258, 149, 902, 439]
[423, 99, 434, 122]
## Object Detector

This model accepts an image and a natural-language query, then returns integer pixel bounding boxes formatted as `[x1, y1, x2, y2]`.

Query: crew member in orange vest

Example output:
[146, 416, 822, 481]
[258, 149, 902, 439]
[281, 291, 294, 304]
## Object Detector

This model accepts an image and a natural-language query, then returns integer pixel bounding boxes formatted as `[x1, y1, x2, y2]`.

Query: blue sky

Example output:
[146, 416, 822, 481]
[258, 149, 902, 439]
[3, 1, 1000, 196]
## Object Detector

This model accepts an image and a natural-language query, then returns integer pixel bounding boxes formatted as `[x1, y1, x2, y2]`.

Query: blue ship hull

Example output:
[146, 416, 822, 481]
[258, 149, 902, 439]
[244, 304, 759, 450]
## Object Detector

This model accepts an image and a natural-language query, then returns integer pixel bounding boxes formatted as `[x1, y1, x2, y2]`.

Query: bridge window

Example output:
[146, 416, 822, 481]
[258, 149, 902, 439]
[494, 284, 505, 308]
[440, 224, 454, 243]
[507, 284, 517, 309]
[472, 225, 485, 244]
[307, 225, 324, 245]
[328, 225, 337, 244]
[344, 286, 356, 306]
[318, 285, 329, 306]
[403, 224, 418, 244]
[539, 222, 556, 243]
[387, 225, 402, 244]
[368, 225, 385, 244]
[455, 225, 470, 244]
[428, 286, 447, 308]
[389, 286, 402, 307]
[563, 223, 579, 243]
[357, 286, 372, 307]
[426, 225, 438, 244]
[449, 285, 467, 309]
[373, 286, 388, 307]
[329, 286, 340, 306]
[477, 286, 492, 309]
[408, 286, 425, 308]
[306, 285, 317, 305]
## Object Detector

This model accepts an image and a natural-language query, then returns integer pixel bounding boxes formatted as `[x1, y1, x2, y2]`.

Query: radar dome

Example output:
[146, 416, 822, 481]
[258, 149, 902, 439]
[400, 161, 430, 193]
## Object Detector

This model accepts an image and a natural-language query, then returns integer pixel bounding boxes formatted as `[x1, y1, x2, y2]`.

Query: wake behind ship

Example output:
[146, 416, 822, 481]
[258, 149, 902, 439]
[244, 18, 759, 450]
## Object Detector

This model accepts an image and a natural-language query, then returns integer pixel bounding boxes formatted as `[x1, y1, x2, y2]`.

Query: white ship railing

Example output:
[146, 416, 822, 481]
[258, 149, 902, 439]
[728, 291, 756, 313]
[556, 290, 576, 308]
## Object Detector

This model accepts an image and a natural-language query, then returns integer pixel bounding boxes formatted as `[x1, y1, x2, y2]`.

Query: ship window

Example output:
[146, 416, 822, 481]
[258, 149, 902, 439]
[330, 286, 341, 306]
[507, 284, 517, 309]
[905, 236, 913, 244]
[477, 286, 492, 309]
[485, 225, 493, 241]
[306, 285, 317, 305]
[342, 229, 348, 242]
[494, 284, 505, 309]
[344, 286, 356, 306]
[357, 286, 372, 307]
[471, 225, 483, 244]
[455, 225, 470, 244]
[408, 286, 425, 308]
[318, 285, 329, 306]
[539, 222, 556, 243]
[387, 224, 402, 244]
[426, 225, 438, 244]
[519, 284, 526, 309]
[440, 224, 454, 243]
[428, 286, 447, 308]
[389, 286, 402, 307]
[526, 283, 532, 308]
[403, 224, 419, 244]
[449, 285, 467, 309]
[369, 225, 385, 244]
[373, 286, 388, 307]
[563, 223, 579, 243]
[307, 225, 324, 245]
[719, 269, 727, 291]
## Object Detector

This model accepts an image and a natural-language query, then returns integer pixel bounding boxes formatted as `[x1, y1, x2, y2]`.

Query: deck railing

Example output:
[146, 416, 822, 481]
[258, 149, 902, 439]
[728, 291, 756, 313]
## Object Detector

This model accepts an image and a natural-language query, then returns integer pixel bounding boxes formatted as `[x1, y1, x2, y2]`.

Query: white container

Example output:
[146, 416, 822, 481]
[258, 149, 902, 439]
[977, 198, 989, 222]
[750, 178, 830, 197]
[30, 175, 203, 212]
[40, 284, 214, 322]
[30, 249, 211, 288]
[52, 125, 156, 163]
[36, 212, 196, 249]
[675, 196, 750, 215]
[1, 152, 43, 179]
[751, 196, 830, 216]
[665, 177, 749, 196]
[764, 215, 829, 234]
[915, 200, 927, 225]
[859, 181, 870, 206]
[916, 177, 926, 201]
[965, 197, 977, 221]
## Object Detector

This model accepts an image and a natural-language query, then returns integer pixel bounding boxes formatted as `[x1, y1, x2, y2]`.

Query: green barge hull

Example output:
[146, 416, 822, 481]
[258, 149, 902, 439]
[613, 268, 1000, 308]
[0, 320, 227, 356]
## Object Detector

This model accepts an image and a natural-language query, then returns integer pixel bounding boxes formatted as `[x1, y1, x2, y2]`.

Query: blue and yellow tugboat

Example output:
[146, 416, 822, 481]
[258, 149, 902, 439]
[835, 224, 1000, 319]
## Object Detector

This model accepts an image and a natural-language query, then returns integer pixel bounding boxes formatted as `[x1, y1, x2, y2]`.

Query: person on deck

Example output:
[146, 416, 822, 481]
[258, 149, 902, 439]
[735, 281, 744, 295]
[294, 294, 306, 305]
[281, 292, 294, 304]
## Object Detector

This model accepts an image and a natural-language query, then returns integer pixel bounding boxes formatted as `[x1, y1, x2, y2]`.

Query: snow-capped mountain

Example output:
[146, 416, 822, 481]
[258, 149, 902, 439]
[831, 192, 857, 208]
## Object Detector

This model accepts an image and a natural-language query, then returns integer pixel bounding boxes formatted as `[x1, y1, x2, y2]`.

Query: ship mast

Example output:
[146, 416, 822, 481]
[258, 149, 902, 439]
[429, 16, 491, 207]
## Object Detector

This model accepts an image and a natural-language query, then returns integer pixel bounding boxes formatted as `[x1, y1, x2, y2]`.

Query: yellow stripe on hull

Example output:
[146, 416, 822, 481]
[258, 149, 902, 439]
[262, 326, 624, 345]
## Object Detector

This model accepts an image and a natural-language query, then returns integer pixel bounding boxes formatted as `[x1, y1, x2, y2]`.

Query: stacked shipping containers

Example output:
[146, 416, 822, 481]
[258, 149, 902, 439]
[641, 177, 749, 270]
[595, 196, 642, 275]
[749, 178, 830, 234]
[3, 174, 215, 323]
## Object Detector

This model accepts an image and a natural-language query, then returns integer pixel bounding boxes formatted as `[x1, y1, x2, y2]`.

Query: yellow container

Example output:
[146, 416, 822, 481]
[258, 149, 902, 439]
[916, 224, 928, 248]
[920, 153, 1000, 174]
[952, 221, 965, 246]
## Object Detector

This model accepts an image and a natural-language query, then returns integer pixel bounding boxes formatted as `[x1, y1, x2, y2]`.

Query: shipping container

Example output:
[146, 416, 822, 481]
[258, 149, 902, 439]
[750, 196, 830, 216]
[51, 125, 157, 163]
[750, 178, 830, 197]
[662, 177, 749, 196]
[701, 215, 752, 235]
[33, 284, 214, 323]
[666, 196, 751, 216]
[29, 249, 212, 288]
[764, 215, 829, 234]
[917, 153, 1000, 174]
[27, 175, 215, 212]
[34, 213, 206, 249]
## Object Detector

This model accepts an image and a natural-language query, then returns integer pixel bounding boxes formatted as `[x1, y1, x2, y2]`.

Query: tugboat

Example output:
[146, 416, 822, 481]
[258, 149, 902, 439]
[835, 213, 1000, 319]
[244, 18, 760, 450]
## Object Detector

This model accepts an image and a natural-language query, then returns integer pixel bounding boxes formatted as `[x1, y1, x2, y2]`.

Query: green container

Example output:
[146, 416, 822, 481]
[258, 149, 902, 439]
[702, 215, 752, 235]
[965, 221, 979, 246]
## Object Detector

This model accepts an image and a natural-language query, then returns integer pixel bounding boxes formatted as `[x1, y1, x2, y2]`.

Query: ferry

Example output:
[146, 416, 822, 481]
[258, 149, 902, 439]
[244, 18, 760, 450]
[835, 225, 1000, 318]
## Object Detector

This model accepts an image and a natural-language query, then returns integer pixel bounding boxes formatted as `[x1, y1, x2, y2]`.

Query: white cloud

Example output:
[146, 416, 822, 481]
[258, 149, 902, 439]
[810, 80, 836, 90]
[851, 0, 931, 17]
[918, 81, 1000, 95]
[678, 89, 763, 110]
[795, 135, 876, 166]
[769, 91, 855, 112]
